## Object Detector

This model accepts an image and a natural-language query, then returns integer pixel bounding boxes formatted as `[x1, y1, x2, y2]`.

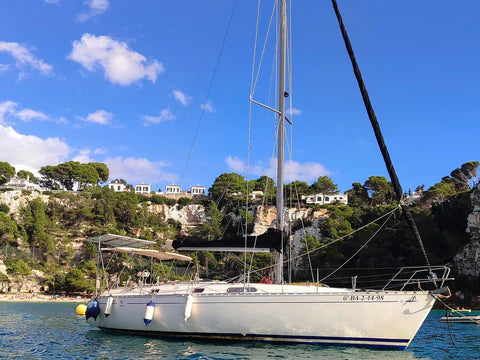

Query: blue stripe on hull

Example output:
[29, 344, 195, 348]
[98, 327, 409, 350]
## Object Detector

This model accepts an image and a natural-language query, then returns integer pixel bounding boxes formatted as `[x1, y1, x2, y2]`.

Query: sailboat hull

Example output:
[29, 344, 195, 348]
[87, 285, 435, 349]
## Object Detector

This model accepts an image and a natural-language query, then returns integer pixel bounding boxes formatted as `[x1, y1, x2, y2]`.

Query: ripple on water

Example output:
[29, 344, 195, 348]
[1, 304, 479, 359]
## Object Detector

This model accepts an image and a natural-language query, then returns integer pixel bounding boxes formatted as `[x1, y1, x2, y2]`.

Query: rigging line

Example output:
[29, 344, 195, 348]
[284, 118, 319, 283]
[179, 0, 238, 188]
[166, 259, 177, 279]
[433, 296, 470, 351]
[319, 207, 398, 283]
[290, 206, 398, 264]
[176, 174, 233, 243]
[245, 54, 280, 282]
[284, 125, 317, 283]
[214, 177, 234, 207]
[155, 62, 204, 185]
[444, 308, 459, 351]
[115, 252, 137, 289]
[287, 0, 294, 284]
[250, 0, 261, 97]
[330, 0, 433, 274]
[303, 230, 316, 283]
[248, 205, 400, 275]
[252, 0, 278, 97]
[246, 113, 280, 281]
[434, 295, 480, 326]
[220, 211, 234, 239]
[245, 0, 262, 288]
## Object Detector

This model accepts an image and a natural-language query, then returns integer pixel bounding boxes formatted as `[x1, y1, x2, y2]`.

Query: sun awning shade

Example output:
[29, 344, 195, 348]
[85, 234, 155, 249]
[102, 246, 192, 262]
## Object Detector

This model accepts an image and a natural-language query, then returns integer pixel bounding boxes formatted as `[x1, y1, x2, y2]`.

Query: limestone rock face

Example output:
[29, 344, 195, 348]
[466, 184, 480, 241]
[0, 260, 7, 276]
[252, 205, 277, 235]
[148, 204, 207, 228]
[0, 190, 49, 219]
[251, 205, 329, 268]
[251, 205, 329, 236]
[453, 184, 480, 277]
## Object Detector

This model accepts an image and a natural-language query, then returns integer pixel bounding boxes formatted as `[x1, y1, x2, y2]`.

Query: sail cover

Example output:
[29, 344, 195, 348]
[172, 228, 283, 253]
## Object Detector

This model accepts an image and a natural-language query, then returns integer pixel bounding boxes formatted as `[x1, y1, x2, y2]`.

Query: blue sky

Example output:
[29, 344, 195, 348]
[0, 0, 478, 193]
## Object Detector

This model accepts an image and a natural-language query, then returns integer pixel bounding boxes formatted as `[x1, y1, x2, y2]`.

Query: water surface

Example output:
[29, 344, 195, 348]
[0, 302, 478, 359]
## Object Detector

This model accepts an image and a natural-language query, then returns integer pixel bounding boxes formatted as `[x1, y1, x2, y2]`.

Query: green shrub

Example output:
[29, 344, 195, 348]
[0, 203, 9, 213]
[178, 197, 192, 206]
[7, 260, 31, 276]
[0, 272, 9, 282]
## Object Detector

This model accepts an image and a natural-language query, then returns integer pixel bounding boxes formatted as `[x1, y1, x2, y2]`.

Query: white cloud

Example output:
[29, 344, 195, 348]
[0, 125, 70, 173]
[201, 101, 216, 113]
[88, 0, 109, 11]
[287, 107, 302, 116]
[0, 100, 17, 124]
[225, 156, 246, 173]
[77, 0, 110, 22]
[225, 156, 275, 178]
[142, 108, 175, 125]
[0, 41, 53, 76]
[0, 64, 10, 73]
[14, 108, 49, 122]
[286, 161, 330, 183]
[104, 156, 177, 183]
[225, 156, 330, 183]
[83, 109, 113, 125]
[69, 147, 107, 164]
[44, 0, 60, 4]
[0, 100, 50, 124]
[72, 148, 94, 163]
[172, 90, 192, 106]
[68, 33, 164, 85]
[56, 116, 68, 124]
[93, 147, 106, 155]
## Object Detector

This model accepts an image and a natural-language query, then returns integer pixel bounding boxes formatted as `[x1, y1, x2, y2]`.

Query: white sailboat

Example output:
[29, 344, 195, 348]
[85, 1, 452, 349]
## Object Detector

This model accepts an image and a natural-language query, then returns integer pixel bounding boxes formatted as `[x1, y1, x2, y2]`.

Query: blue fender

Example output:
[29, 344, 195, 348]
[85, 298, 100, 321]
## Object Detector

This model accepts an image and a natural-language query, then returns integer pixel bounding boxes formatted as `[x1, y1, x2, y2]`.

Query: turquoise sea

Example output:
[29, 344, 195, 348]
[0, 302, 479, 359]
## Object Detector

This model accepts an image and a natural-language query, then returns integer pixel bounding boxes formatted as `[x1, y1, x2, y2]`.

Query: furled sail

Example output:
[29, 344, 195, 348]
[172, 228, 283, 253]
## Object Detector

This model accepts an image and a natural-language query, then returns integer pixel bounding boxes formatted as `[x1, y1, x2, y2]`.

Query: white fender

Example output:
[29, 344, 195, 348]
[184, 294, 193, 321]
[144, 300, 155, 326]
[104, 295, 114, 318]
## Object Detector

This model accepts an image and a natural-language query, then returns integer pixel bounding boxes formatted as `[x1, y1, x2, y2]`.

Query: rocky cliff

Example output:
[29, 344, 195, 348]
[453, 184, 480, 277]
[149, 204, 207, 229]
[0, 190, 49, 219]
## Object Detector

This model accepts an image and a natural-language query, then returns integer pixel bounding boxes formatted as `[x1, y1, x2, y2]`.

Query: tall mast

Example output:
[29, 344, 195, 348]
[274, 0, 287, 284]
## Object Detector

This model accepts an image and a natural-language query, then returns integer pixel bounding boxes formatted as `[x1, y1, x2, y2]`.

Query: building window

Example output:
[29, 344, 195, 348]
[325, 196, 330, 202]
[317, 196, 322, 202]
[117, 186, 121, 191]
